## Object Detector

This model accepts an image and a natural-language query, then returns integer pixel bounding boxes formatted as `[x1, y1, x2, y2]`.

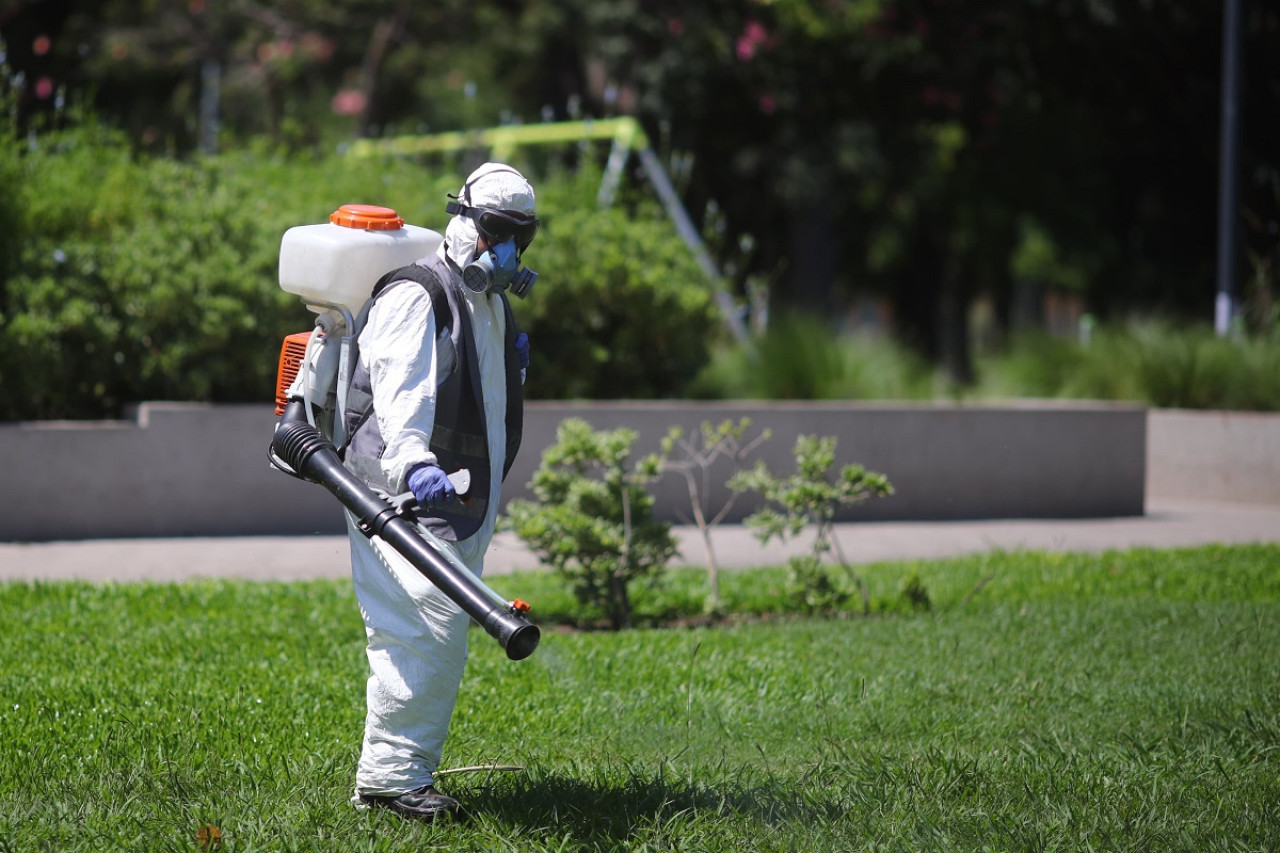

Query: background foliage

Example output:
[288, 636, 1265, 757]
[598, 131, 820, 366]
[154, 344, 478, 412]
[0, 1, 1278, 416]
[690, 314, 1280, 412]
[0, 110, 716, 418]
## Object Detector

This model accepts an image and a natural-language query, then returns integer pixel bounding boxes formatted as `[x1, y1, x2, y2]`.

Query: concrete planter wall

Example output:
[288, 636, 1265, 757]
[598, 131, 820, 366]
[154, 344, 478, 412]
[0, 399, 1170, 541]
[1146, 409, 1280, 504]
[517, 400, 1147, 523]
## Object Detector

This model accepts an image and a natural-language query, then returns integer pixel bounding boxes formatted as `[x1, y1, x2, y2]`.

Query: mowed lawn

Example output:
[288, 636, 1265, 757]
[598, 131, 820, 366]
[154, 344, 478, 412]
[1, 544, 1277, 852]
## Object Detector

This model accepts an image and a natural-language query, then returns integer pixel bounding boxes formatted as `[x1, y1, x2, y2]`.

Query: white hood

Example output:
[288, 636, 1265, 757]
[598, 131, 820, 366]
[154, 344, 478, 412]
[439, 162, 537, 272]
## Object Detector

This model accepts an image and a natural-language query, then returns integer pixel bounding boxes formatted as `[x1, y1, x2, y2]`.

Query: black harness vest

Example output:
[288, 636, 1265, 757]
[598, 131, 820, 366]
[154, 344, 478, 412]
[341, 255, 524, 542]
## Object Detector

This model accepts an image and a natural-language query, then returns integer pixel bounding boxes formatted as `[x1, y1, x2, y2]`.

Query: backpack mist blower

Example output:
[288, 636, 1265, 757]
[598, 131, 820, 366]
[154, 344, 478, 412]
[267, 205, 540, 661]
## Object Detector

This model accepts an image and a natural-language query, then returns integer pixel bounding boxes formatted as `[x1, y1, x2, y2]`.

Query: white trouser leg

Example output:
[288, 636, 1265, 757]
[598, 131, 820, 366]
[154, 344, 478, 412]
[346, 513, 473, 796]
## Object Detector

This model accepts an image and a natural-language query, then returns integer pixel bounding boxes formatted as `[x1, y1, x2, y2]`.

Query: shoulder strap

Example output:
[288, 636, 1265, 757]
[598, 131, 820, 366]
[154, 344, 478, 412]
[337, 263, 453, 457]
[370, 263, 453, 331]
[339, 261, 523, 474]
[498, 291, 524, 479]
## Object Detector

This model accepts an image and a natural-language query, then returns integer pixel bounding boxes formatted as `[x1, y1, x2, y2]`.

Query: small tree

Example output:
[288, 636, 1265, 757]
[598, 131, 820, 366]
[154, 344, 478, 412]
[507, 418, 676, 629]
[730, 435, 893, 614]
[660, 418, 771, 614]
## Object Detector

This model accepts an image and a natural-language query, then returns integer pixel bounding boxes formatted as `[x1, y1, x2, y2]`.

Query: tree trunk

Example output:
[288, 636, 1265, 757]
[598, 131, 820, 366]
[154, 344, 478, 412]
[784, 200, 838, 316]
[357, 2, 410, 137]
[937, 250, 975, 386]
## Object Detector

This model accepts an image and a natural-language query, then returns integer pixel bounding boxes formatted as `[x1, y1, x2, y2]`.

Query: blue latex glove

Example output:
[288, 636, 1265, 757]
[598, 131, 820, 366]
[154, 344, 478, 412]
[407, 462, 455, 508]
[514, 332, 530, 369]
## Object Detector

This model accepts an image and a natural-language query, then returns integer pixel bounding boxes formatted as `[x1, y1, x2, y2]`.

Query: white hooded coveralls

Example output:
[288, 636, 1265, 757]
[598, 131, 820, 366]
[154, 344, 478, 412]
[345, 163, 534, 798]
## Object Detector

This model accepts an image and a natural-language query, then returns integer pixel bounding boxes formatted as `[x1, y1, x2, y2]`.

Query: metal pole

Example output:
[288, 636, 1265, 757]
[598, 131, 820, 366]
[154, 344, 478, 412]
[199, 58, 221, 155]
[635, 146, 753, 346]
[1214, 0, 1243, 336]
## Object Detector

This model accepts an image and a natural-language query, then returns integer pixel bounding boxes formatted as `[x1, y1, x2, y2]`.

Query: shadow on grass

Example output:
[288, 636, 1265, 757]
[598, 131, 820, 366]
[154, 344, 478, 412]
[453, 766, 841, 841]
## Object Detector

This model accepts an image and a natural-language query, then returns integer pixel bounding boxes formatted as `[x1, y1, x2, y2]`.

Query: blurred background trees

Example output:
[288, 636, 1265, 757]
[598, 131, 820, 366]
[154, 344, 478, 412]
[0, 0, 1277, 416]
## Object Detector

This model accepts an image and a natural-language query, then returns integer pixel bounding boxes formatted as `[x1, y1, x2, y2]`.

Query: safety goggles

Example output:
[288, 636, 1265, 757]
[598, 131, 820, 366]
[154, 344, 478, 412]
[445, 202, 539, 253]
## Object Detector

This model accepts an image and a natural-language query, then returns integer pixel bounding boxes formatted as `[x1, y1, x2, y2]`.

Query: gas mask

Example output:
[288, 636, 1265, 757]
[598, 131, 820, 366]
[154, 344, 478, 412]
[462, 237, 538, 298]
[445, 167, 540, 299]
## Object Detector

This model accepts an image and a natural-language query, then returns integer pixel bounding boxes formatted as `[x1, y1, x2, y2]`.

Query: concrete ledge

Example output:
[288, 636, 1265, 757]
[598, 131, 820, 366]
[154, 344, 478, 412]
[517, 400, 1147, 524]
[1, 403, 347, 541]
[1147, 409, 1280, 504]
[1, 400, 1149, 541]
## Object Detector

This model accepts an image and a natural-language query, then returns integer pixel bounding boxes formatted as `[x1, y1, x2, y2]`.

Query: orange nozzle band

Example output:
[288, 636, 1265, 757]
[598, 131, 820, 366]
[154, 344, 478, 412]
[511, 599, 531, 613]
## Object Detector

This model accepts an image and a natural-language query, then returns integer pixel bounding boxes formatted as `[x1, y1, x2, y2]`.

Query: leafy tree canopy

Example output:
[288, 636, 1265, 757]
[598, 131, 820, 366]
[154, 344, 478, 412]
[1, 0, 1277, 385]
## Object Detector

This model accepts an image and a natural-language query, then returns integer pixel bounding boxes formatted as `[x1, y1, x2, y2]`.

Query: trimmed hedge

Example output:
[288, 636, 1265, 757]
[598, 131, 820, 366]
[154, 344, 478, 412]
[0, 124, 717, 420]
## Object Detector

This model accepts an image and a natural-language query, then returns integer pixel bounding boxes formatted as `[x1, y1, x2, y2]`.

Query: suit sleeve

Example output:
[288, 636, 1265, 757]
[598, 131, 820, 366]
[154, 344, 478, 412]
[359, 281, 440, 492]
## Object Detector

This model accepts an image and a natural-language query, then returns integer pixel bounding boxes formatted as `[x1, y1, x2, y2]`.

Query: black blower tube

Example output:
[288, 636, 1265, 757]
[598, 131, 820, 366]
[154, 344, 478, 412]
[271, 400, 540, 661]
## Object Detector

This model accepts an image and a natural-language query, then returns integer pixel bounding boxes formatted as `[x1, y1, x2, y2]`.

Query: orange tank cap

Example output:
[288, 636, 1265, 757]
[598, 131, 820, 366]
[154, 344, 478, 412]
[329, 204, 405, 231]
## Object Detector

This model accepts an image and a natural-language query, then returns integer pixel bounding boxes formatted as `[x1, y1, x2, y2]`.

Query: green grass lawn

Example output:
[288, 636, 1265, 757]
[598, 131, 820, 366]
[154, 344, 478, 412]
[1, 545, 1277, 851]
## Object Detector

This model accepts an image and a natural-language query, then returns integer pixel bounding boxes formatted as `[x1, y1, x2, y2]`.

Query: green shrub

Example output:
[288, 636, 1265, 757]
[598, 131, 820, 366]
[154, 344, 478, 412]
[1129, 321, 1280, 410]
[974, 321, 1280, 411]
[6, 112, 1275, 417]
[690, 311, 936, 400]
[693, 311, 1280, 412]
[973, 329, 1141, 402]
[0, 122, 720, 419]
[513, 169, 718, 400]
[0, 133, 476, 421]
[659, 418, 772, 615]
[732, 434, 894, 614]
[1, 133, 301, 419]
[507, 418, 677, 629]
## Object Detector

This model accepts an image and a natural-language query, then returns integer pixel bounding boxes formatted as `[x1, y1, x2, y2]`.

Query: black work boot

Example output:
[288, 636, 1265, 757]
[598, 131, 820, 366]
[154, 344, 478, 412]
[359, 785, 463, 823]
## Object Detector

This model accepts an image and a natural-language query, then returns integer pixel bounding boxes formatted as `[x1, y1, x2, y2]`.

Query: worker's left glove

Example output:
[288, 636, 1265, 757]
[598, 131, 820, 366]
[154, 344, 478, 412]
[407, 462, 456, 508]
[514, 332, 530, 385]
[514, 332, 530, 369]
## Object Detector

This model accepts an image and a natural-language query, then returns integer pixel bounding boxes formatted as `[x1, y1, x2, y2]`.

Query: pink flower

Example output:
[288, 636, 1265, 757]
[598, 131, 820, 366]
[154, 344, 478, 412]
[736, 19, 770, 62]
[331, 89, 366, 116]
[304, 34, 335, 63]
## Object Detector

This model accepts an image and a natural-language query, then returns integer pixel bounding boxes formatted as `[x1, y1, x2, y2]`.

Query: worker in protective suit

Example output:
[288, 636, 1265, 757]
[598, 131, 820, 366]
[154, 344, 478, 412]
[340, 162, 538, 822]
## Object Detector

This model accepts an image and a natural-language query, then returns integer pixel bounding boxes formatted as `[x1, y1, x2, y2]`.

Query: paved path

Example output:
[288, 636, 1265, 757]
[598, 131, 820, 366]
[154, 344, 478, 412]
[1, 499, 1277, 584]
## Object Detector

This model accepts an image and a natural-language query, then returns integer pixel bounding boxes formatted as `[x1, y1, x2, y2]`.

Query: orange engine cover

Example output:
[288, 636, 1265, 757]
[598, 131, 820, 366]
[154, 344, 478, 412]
[274, 332, 312, 415]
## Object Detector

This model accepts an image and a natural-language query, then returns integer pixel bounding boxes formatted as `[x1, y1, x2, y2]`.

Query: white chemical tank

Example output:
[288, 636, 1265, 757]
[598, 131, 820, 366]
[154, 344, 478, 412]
[279, 204, 442, 316]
